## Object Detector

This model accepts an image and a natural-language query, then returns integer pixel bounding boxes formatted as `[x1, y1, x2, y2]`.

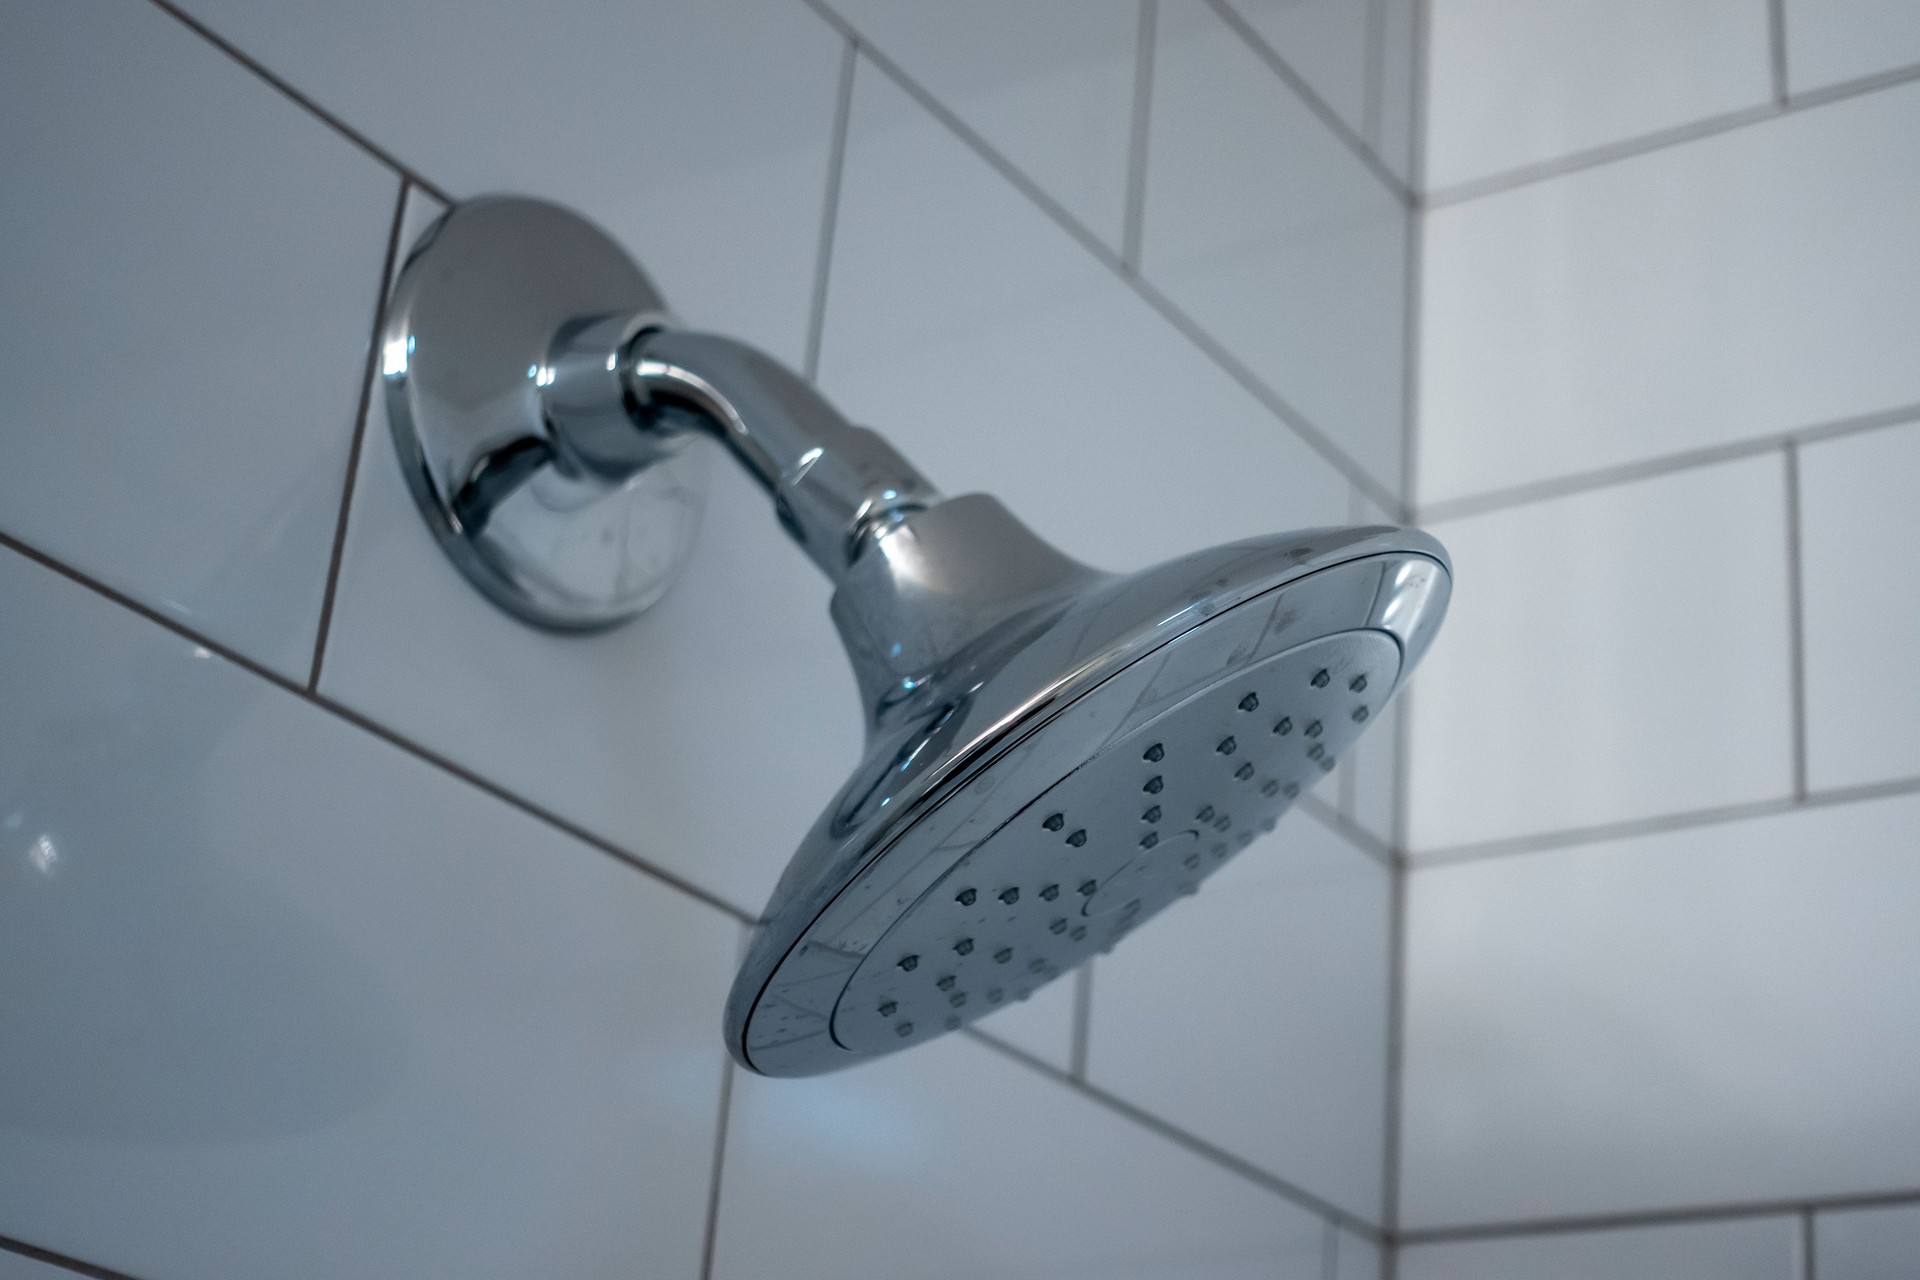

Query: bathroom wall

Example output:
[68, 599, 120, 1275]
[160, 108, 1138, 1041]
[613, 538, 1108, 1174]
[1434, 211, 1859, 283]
[0, 2, 1418, 1277]
[1399, 2, 1920, 1276]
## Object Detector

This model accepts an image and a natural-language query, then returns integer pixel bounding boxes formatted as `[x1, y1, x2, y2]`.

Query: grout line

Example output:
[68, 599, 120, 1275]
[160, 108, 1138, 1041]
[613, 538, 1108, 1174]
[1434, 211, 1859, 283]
[1399, 173, 1424, 518]
[1409, 773, 1920, 868]
[1069, 961, 1095, 1081]
[1121, 0, 1157, 274]
[145, 0, 452, 205]
[1398, 1184, 1920, 1248]
[0, 1235, 146, 1280]
[1360, 0, 1387, 152]
[1797, 1207, 1817, 1280]
[697, 1057, 738, 1280]
[1425, 57, 1920, 209]
[1416, 400, 1920, 526]
[309, 178, 410, 693]
[1380, 850, 1409, 1236]
[1784, 442, 1809, 801]
[803, 36, 859, 383]
[801, 0, 1407, 520]
[1299, 792, 1398, 869]
[1768, 0, 1791, 107]
[1206, 0, 1415, 208]
[0, 528, 759, 927]
[964, 1026, 1387, 1242]
[1407, 0, 1431, 198]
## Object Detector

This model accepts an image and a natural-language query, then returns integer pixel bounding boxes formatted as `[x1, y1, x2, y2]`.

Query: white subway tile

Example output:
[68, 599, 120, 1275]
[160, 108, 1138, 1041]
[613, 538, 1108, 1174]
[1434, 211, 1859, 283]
[1425, 0, 1772, 193]
[1817, 1203, 1920, 1279]
[818, 59, 1356, 568]
[1401, 794, 1920, 1226]
[1406, 457, 1793, 854]
[0, 0, 395, 682]
[1146, 0, 1410, 502]
[712, 1032, 1329, 1280]
[1400, 1218, 1795, 1280]
[1420, 82, 1920, 506]
[1784, 0, 1920, 96]
[1800, 422, 1920, 791]
[177, 0, 844, 367]
[825, 0, 1139, 251]
[1086, 816, 1390, 1222]
[0, 545, 737, 1279]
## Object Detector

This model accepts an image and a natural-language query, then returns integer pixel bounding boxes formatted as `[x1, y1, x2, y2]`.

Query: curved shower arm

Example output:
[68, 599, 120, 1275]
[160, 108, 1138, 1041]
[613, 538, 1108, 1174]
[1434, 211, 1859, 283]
[543, 317, 943, 584]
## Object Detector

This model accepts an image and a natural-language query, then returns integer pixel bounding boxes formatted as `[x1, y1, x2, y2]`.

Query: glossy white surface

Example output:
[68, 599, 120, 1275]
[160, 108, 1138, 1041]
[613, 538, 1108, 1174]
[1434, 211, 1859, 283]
[1406, 457, 1793, 854]
[824, 0, 1138, 251]
[1088, 815, 1389, 1222]
[711, 1032, 1329, 1280]
[1816, 1203, 1920, 1279]
[1784, 0, 1920, 95]
[1425, 0, 1772, 193]
[1799, 423, 1920, 791]
[818, 61, 1356, 567]
[177, 0, 844, 367]
[1399, 1218, 1795, 1280]
[1146, 0, 1410, 502]
[0, 0, 395, 682]
[0, 545, 738, 1279]
[1400, 793, 1920, 1226]
[1419, 81, 1920, 505]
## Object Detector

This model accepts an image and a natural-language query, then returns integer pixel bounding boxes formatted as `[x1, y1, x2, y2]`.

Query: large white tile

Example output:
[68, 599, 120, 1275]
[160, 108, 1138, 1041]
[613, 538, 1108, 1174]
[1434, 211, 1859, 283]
[825, 0, 1139, 251]
[0, 545, 738, 1279]
[1817, 1203, 1920, 1279]
[1406, 457, 1793, 854]
[0, 0, 396, 681]
[819, 60, 1356, 568]
[1400, 794, 1920, 1226]
[1146, 0, 1410, 502]
[1399, 1218, 1795, 1280]
[178, 0, 844, 368]
[1800, 423, 1920, 791]
[711, 1031, 1329, 1280]
[1785, 0, 1920, 96]
[1425, 0, 1772, 192]
[1086, 815, 1390, 1222]
[1420, 81, 1920, 505]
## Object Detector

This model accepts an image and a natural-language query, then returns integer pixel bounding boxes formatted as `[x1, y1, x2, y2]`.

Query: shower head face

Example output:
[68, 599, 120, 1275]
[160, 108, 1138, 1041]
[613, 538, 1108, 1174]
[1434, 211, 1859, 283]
[727, 526, 1449, 1076]
[833, 628, 1397, 1053]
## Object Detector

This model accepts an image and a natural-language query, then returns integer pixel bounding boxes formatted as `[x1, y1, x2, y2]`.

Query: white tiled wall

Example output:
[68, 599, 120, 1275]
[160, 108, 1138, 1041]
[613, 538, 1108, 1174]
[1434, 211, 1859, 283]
[0, 1, 1413, 1277]
[1403, 1, 1920, 1273]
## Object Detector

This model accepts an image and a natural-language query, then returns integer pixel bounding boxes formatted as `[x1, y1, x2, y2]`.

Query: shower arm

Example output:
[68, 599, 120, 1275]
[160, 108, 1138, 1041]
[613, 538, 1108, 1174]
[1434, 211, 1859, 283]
[537, 315, 1099, 714]
[541, 316, 944, 586]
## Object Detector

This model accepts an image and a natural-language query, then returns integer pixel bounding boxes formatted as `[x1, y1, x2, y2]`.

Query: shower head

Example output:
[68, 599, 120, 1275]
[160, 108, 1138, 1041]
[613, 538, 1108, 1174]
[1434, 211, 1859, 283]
[383, 197, 1451, 1077]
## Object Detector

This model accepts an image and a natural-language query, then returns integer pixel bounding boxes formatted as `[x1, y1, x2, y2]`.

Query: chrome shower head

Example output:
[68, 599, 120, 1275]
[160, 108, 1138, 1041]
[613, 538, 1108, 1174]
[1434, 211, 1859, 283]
[383, 197, 1451, 1077]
